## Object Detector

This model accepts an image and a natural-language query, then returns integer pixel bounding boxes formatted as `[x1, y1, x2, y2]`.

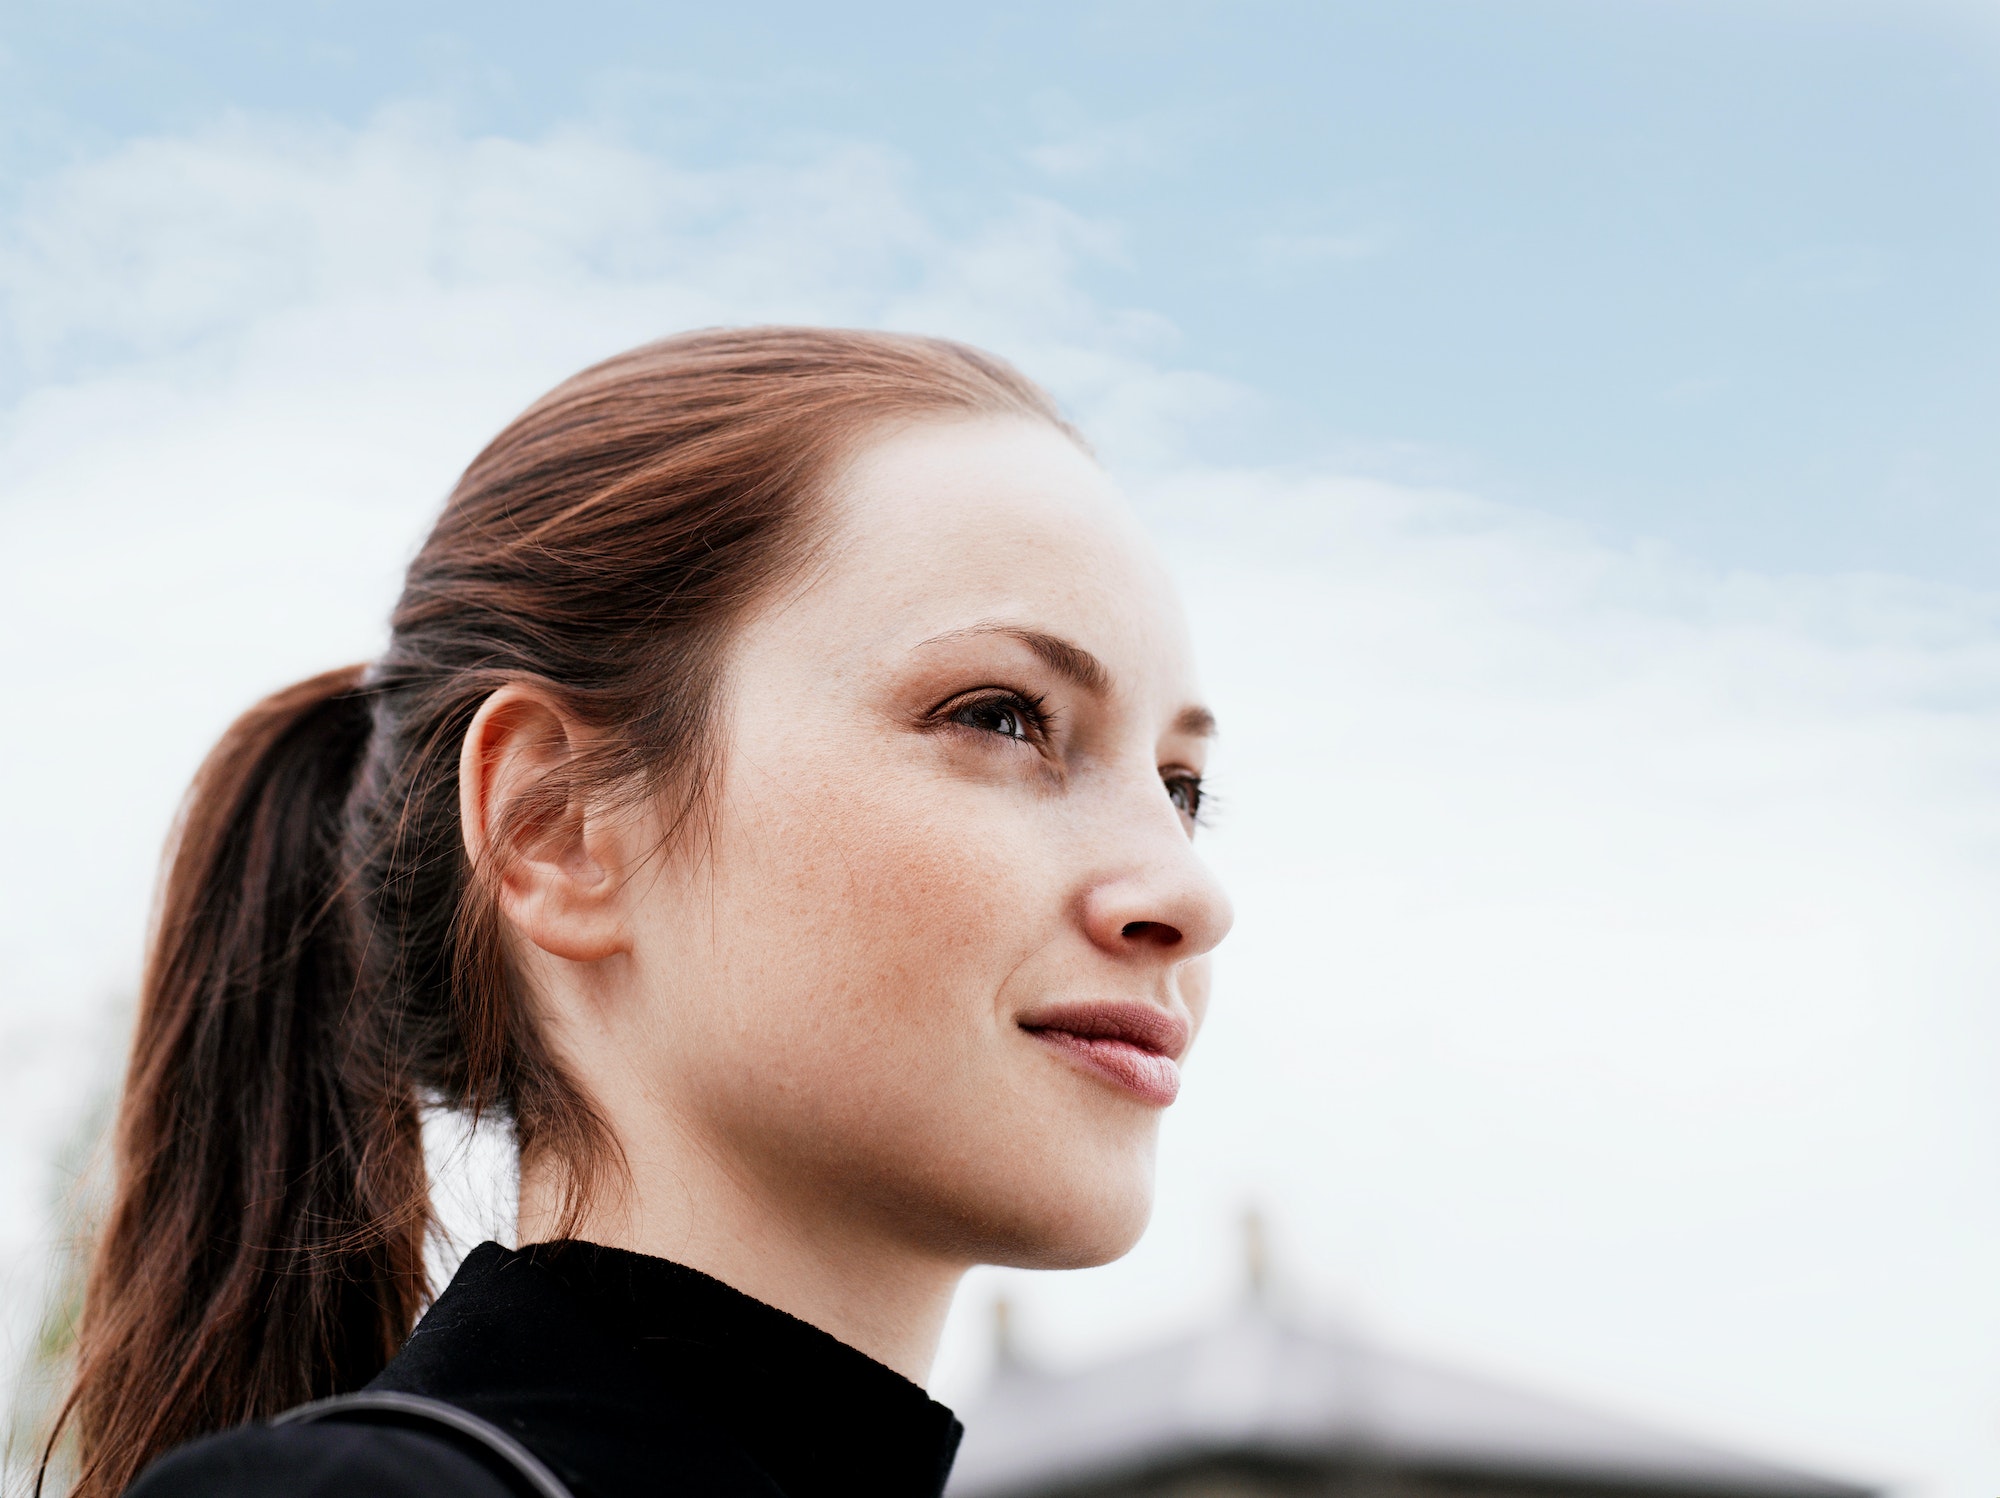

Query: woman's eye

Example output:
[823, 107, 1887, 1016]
[951, 695, 1039, 743]
[1165, 774, 1204, 822]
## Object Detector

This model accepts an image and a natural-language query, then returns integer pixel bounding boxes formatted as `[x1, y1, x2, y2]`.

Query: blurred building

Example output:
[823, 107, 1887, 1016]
[947, 1230, 1870, 1498]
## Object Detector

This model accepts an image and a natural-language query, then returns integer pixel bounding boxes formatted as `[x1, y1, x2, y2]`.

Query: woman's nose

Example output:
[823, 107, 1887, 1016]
[1078, 806, 1233, 962]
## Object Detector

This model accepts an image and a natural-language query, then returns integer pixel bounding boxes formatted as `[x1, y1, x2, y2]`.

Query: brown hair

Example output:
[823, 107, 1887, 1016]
[55, 327, 1070, 1497]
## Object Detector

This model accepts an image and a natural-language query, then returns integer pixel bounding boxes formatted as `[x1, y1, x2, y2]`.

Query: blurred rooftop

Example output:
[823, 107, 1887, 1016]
[949, 1221, 1870, 1498]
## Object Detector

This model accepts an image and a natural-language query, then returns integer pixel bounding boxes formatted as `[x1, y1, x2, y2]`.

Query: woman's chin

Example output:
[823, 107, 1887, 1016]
[1008, 1208, 1154, 1271]
[957, 1161, 1159, 1271]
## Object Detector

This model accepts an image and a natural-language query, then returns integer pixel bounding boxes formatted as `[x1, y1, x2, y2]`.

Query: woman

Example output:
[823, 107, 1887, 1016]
[58, 327, 1231, 1498]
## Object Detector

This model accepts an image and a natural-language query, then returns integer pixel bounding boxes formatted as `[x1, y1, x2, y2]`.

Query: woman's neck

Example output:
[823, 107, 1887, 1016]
[516, 1139, 966, 1385]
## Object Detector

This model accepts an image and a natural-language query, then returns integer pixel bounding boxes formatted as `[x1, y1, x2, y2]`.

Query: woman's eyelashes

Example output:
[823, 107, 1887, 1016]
[940, 689, 1053, 747]
[1163, 770, 1205, 829]
[930, 692, 1207, 830]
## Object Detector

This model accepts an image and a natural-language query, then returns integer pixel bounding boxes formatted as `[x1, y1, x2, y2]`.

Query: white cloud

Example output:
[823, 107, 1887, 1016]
[1023, 114, 1163, 180]
[4, 108, 1999, 1498]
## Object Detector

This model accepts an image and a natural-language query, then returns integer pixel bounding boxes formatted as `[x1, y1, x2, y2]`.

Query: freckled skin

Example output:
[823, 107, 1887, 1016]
[465, 417, 1232, 1382]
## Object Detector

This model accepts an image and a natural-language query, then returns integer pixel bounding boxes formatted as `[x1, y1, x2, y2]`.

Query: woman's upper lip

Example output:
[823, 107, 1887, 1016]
[1015, 1000, 1191, 1061]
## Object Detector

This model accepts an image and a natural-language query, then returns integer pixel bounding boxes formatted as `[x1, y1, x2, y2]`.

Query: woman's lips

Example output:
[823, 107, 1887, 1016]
[1019, 1002, 1191, 1108]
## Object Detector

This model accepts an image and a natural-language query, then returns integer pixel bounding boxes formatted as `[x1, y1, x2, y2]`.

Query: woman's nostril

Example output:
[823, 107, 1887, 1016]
[1120, 920, 1183, 946]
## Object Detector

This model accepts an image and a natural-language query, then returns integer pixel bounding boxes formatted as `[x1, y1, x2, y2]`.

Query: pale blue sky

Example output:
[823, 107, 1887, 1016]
[4, 0, 1997, 581]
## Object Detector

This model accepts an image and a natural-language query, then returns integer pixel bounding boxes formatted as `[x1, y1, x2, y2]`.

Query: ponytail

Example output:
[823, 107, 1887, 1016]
[61, 667, 429, 1498]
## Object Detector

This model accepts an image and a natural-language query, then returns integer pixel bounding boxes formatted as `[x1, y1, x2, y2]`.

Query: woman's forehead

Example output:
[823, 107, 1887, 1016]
[812, 417, 1197, 688]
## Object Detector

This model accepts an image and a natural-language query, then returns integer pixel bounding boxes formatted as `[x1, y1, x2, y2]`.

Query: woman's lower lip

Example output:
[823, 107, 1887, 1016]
[1028, 1029, 1181, 1107]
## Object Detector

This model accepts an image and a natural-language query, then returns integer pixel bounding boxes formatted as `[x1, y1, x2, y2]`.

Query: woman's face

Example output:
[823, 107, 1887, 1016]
[608, 415, 1231, 1270]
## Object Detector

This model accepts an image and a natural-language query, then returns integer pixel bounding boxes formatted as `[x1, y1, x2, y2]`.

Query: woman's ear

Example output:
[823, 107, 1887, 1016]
[458, 684, 632, 964]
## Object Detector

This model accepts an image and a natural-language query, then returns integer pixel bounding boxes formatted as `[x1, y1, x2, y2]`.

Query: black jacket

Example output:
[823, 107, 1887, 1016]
[128, 1241, 965, 1498]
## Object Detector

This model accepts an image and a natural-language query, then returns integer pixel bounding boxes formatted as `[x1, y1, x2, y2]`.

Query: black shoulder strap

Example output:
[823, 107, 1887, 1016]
[272, 1391, 575, 1498]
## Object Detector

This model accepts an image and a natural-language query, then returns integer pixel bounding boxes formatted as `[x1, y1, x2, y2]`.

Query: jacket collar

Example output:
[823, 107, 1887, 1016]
[375, 1240, 963, 1498]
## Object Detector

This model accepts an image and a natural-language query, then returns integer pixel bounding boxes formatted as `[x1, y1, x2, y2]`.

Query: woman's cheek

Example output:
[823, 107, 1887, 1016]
[782, 769, 1051, 1025]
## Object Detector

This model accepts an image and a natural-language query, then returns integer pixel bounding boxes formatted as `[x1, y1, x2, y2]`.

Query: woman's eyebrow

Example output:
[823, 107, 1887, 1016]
[918, 623, 1110, 696]
[1173, 705, 1218, 738]
[915, 624, 1217, 736]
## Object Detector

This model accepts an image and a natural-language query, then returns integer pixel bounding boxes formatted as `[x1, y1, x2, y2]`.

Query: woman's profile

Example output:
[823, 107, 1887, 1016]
[55, 327, 1232, 1498]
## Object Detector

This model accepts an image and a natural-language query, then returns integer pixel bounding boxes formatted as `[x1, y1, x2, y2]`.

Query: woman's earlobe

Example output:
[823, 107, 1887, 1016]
[499, 868, 630, 964]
